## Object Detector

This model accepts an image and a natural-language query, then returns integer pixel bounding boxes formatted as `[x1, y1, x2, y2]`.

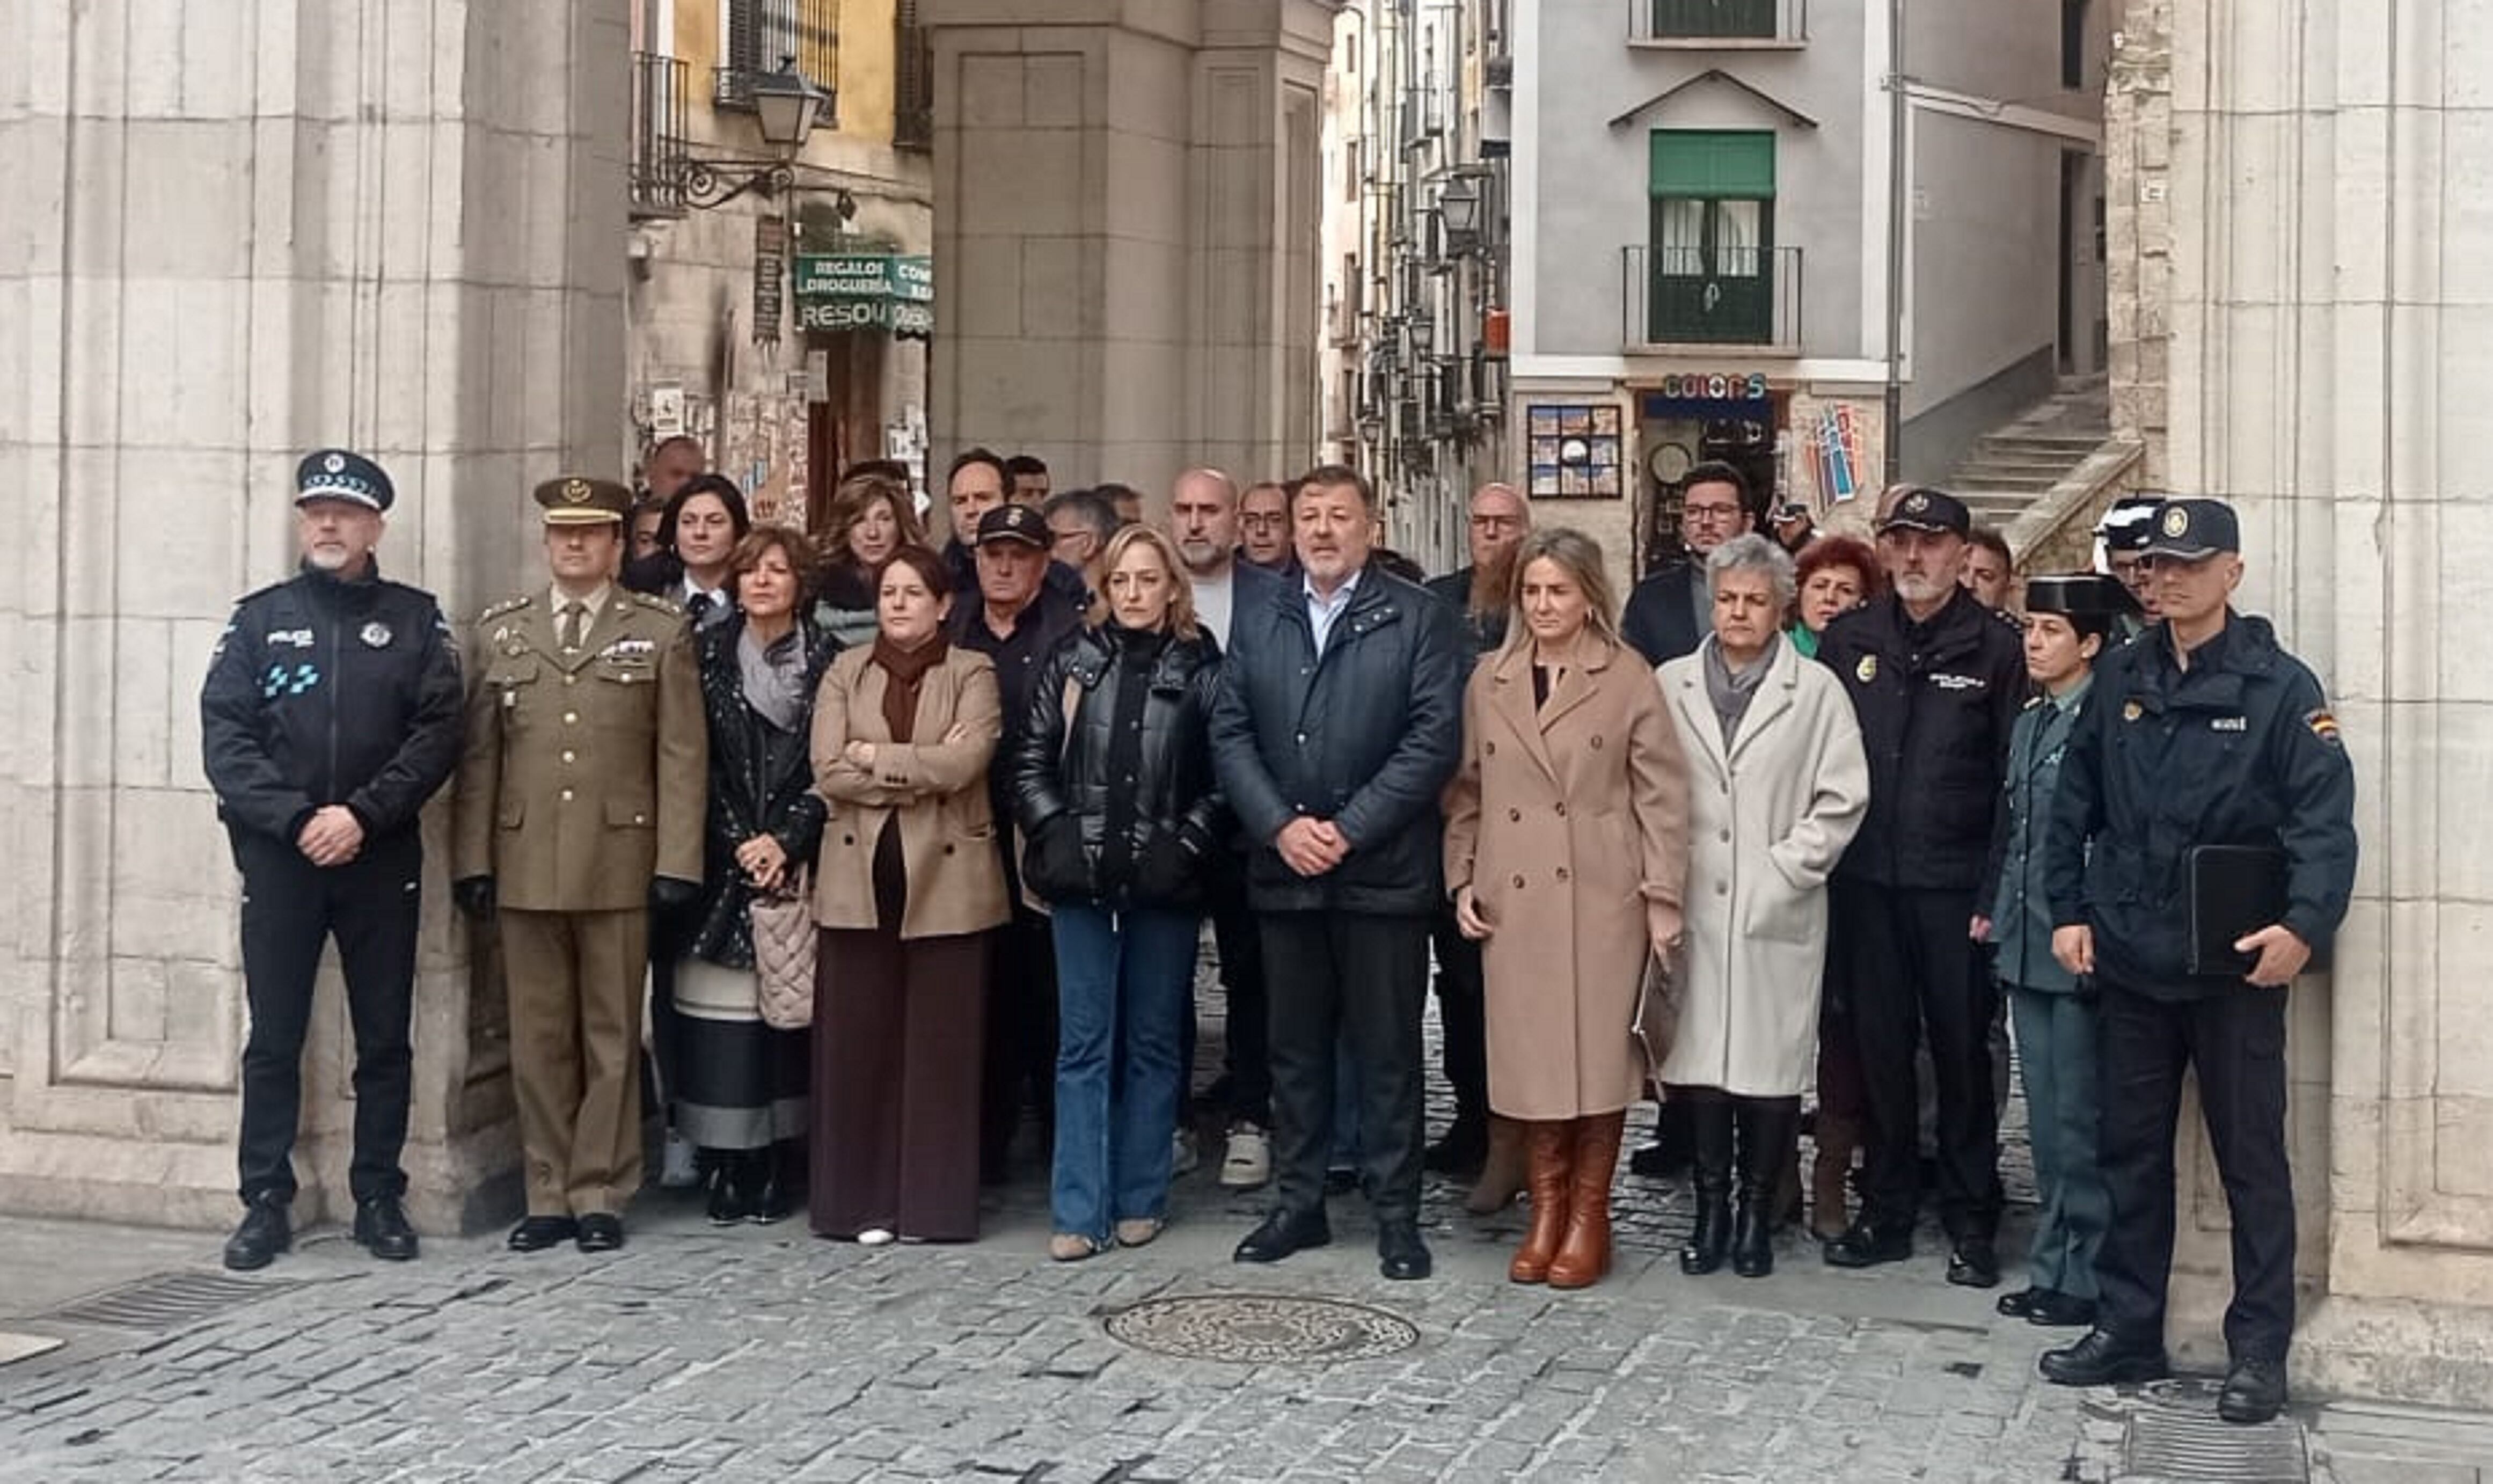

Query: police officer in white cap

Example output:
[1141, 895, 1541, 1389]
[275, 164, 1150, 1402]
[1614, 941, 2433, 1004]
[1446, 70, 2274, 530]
[200, 449, 465, 1270]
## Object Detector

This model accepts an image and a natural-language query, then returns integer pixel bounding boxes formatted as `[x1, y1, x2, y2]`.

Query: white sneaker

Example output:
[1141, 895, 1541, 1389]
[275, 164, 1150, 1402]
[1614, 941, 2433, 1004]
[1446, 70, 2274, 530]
[858, 1227, 895, 1246]
[1171, 1129, 1201, 1178]
[659, 1130, 700, 1188]
[1220, 1124, 1271, 1189]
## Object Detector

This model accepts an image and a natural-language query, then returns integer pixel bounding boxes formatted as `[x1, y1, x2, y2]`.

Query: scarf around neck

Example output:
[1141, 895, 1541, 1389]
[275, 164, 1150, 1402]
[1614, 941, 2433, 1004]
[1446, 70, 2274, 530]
[737, 622, 808, 733]
[871, 632, 947, 743]
[1703, 630, 1780, 748]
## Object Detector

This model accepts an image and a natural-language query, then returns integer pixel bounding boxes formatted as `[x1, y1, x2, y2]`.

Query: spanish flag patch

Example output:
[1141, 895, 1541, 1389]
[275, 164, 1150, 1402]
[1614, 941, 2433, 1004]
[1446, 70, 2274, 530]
[2306, 708, 2342, 745]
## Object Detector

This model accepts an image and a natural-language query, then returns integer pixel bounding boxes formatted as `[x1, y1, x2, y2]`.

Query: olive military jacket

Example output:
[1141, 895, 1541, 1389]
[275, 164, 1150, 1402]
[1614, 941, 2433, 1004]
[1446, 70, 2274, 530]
[452, 588, 708, 911]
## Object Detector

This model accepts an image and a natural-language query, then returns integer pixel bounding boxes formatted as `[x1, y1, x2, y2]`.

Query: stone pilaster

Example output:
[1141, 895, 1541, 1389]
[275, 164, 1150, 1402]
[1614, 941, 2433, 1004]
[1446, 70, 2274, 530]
[2103, 0, 2172, 487]
[0, 0, 629, 1233]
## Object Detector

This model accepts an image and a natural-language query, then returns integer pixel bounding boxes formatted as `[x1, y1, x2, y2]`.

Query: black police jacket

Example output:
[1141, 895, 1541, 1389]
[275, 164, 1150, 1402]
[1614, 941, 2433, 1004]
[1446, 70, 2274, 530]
[1010, 625, 1226, 909]
[2044, 612, 2357, 996]
[1210, 564, 1465, 915]
[1816, 586, 2027, 890]
[201, 562, 464, 847]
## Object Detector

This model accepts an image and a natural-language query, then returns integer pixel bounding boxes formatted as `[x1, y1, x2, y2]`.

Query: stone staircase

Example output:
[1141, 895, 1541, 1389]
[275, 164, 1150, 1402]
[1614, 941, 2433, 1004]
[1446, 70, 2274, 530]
[1947, 377, 2114, 533]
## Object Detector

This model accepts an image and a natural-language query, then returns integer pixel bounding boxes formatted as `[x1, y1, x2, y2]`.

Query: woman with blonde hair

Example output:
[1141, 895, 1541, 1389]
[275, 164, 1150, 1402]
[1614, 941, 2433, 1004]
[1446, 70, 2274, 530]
[1444, 526, 1691, 1289]
[1011, 525, 1227, 1259]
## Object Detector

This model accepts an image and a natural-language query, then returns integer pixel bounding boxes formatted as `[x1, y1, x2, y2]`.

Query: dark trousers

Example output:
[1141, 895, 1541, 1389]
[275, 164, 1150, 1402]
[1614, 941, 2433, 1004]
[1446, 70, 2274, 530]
[981, 905, 1059, 1170]
[2095, 978, 2295, 1361]
[1261, 910, 1430, 1224]
[1832, 880, 2000, 1237]
[233, 828, 421, 1207]
[1428, 910, 1488, 1129]
[1206, 850, 1271, 1124]
[811, 925, 989, 1241]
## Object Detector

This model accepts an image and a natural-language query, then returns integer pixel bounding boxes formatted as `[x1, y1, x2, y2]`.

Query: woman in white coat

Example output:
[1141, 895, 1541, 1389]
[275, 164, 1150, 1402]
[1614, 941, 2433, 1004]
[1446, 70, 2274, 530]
[1657, 535, 1869, 1278]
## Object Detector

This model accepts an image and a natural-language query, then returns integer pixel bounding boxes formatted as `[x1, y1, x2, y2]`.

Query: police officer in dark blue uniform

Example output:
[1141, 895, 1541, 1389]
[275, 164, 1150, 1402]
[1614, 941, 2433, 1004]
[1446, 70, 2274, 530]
[200, 451, 464, 1270]
[2036, 498, 2357, 1425]
[1815, 487, 2027, 1283]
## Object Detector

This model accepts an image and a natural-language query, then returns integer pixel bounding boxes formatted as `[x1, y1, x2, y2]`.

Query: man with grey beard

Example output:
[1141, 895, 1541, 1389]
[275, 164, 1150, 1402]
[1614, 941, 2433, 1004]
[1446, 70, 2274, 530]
[1813, 488, 2026, 1286]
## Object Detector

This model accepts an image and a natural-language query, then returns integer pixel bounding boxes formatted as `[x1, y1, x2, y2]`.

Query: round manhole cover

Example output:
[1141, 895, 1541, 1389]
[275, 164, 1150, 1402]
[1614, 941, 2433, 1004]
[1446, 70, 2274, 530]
[1102, 1293, 1419, 1364]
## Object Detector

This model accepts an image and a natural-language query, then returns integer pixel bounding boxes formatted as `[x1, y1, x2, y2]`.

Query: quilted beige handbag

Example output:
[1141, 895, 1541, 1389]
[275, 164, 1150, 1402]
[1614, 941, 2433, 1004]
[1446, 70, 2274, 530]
[751, 866, 817, 1030]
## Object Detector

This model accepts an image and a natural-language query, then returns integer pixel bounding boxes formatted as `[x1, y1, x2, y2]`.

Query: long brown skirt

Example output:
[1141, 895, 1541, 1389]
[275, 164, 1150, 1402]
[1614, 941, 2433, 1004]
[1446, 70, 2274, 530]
[808, 923, 990, 1241]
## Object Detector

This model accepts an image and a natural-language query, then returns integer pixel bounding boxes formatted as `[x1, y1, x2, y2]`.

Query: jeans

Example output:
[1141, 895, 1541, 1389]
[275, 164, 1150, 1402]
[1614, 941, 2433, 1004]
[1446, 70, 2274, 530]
[1049, 902, 1202, 1244]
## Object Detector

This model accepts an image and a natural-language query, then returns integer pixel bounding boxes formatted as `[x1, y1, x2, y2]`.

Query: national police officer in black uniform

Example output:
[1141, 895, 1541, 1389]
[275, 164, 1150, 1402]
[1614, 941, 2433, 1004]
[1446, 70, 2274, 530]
[200, 451, 464, 1270]
[2036, 498, 2356, 1425]
[1815, 487, 2027, 1284]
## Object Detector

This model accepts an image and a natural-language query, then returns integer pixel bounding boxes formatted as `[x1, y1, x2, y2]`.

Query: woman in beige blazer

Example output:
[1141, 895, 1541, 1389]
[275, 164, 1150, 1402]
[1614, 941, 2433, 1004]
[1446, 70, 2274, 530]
[1657, 534, 1869, 1279]
[808, 544, 1008, 1244]
[1444, 527, 1691, 1290]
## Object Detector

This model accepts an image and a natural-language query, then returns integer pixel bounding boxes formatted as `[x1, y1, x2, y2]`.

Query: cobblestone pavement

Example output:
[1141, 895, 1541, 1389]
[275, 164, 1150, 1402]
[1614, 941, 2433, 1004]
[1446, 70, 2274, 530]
[4, 993, 2475, 1482]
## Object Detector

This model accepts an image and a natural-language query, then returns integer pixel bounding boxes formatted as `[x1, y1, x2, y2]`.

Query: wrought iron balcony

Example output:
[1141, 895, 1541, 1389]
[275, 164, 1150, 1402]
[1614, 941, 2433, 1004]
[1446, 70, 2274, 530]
[1621, 243, 1803, 351]
[1629, 0, 1808, 45]
[630, 52, 692, 218]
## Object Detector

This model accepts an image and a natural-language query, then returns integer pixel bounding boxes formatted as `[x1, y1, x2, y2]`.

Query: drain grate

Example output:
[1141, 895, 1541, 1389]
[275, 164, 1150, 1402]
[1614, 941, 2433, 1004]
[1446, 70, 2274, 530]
[2123, 1380, 2308, 1482]
[1102, 1293, 1419, 1364]
[42, 1271, 298, 1334]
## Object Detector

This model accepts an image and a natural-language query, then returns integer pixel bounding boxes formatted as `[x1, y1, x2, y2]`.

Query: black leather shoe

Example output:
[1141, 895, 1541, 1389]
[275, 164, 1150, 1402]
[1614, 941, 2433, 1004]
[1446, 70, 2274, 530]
[1946, 1239, 2001, 1288]
[1730, 1200, 1774, 1278]
[2217, 1356, 2287, 1424]
[1233, 1208, 1330, 1264]
[222, 1198, 291, 1271]
[1995, 1286, 2052, 1319]
[2038, 1327, 2170, 1386]
[1822, 1219, 1912, 1268]
[706, 1156, 757, 1226]
[352, 1195, 420, 1261]
[1377, 1221, 1433, 1281]
[507, 1215, 579, 1252]
[576, 1213, 626, 1253]
[2024, 1291, 2099, 1329]
[1422, 1119, 1487, 1175]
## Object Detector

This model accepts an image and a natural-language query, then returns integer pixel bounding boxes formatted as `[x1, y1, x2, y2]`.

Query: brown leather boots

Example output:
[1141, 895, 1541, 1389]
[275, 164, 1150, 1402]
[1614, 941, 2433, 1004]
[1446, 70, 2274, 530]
[1507, 1112, 1626, 1289]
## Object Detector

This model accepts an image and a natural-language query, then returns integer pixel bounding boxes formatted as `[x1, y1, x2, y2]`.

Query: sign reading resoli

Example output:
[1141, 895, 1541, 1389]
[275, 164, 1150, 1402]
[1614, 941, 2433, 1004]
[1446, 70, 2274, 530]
[793, 253, 933, 334]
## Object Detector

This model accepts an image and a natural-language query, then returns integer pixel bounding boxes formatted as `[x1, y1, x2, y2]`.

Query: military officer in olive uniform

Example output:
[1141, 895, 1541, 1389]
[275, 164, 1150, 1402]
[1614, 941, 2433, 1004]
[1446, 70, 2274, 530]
[452, 476, 707, 1254]
[2037, 499, 2357, 1425]
[201, 450, 464, 1271]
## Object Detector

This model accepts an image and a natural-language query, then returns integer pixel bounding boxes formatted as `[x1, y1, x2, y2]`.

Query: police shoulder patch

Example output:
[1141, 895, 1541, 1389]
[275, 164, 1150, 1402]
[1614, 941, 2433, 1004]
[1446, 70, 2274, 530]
[2306, 707, 2343, 746]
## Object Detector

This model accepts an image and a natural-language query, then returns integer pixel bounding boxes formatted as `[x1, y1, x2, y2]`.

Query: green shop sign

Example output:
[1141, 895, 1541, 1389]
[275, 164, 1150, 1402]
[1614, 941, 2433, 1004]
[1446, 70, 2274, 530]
[793, 253, 934, 335]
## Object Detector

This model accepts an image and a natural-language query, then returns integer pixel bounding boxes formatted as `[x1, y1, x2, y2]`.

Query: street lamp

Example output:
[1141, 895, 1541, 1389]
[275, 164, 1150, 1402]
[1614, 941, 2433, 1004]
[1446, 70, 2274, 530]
[679, 59, 836, 209]
[1438, 176, 1483, 254]
[750, 59, 830, 150]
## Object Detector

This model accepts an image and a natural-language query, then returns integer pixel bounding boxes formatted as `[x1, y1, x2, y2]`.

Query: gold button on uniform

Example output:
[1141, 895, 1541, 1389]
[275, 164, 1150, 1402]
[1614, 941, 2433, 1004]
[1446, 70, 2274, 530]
[563, 712, 578, 724]
[560, 788, 575, 801]
[561, 750, 576, 764]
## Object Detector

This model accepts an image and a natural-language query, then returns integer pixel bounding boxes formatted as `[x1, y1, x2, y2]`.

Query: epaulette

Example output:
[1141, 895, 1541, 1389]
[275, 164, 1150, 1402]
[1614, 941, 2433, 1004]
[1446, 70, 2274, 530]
[236, 580, 289, 607]
[477, 594, 535, 624]
[627, 591, 687, 616]
[1992, 605, 2024, 630]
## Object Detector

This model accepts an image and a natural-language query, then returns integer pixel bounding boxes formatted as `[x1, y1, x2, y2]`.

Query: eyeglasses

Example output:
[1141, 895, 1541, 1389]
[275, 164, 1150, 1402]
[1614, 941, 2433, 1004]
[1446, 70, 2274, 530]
[1469, 514, 1523, 531]
[1682, 502, 1744, 523]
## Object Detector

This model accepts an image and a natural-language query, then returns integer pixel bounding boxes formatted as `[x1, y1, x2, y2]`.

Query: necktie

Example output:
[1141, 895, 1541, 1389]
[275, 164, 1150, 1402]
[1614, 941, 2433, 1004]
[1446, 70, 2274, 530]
[559, 601, 584, 652]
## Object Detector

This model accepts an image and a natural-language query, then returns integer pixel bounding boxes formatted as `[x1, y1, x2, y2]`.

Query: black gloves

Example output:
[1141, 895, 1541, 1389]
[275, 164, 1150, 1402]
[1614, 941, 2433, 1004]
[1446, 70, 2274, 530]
[1023, 816, 1090, 902]
[452, 876, 496, 920]
[648, 876, 703, 914]
[1136, 831, 1201, 902]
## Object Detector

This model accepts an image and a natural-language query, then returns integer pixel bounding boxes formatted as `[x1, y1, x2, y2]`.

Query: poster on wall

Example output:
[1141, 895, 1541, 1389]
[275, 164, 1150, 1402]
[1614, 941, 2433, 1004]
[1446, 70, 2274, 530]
[1525, 403, 1624, 499]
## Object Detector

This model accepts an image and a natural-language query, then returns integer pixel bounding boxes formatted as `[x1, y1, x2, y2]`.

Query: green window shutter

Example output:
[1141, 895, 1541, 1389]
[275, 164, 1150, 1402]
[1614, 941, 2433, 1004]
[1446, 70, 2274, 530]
[1649, 130, 1776, 199]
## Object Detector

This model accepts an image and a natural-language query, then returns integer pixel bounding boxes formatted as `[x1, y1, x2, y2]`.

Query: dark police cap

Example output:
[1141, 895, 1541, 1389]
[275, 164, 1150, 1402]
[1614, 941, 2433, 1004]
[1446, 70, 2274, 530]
[1877, 486, 1971, 537]
[2142, 498, 2241, 561]
[296, 449, 394, 511]
[533, 474, 633, 525]
[974, 502, 1050, 548]
[2095, 493, 2163, 553]
[2024, 573, 2129, 618]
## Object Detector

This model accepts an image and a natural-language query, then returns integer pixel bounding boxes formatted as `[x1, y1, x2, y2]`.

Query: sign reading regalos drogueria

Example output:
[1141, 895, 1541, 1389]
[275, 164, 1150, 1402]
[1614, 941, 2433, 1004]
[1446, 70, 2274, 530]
[793, 253, 934, 335]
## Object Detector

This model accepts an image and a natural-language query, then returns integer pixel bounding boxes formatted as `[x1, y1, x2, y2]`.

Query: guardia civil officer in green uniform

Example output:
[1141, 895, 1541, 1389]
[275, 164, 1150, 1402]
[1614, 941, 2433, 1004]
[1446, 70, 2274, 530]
[201, 450, 464, 1270]
[2037, 499, 2356, 1425]
[452, 476, 707, 1255]
[1981, 574, 2126, 1331]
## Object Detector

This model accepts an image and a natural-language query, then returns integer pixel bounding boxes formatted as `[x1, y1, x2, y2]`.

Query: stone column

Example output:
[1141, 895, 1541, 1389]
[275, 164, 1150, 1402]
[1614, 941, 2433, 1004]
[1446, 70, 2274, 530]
[2147, 0, 2493, 1402]
[923, 0, 1332, 516]
[0, 0, 629, 1233]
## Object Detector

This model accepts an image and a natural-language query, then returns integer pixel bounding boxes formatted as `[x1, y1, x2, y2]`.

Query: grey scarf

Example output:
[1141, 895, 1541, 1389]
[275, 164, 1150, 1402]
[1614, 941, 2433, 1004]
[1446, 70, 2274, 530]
[1702, 631, 1780, 748]
[738, 624, 808, 733]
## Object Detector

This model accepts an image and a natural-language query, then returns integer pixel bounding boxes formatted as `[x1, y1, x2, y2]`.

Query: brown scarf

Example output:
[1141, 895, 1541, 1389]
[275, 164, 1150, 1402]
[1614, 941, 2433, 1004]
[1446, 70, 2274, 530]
[871, 632, 947, 743]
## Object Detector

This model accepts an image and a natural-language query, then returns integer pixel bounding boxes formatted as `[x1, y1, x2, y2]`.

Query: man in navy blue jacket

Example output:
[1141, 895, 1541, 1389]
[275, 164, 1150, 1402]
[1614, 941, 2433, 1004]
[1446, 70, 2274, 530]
[1212, 465, 1464, 1280]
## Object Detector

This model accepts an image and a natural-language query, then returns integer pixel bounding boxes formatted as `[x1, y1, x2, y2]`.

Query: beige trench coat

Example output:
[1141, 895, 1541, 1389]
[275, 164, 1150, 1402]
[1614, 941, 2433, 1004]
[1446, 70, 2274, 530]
[1443, 639, 1690, 1120]
[1657, 635, 1869, 1097]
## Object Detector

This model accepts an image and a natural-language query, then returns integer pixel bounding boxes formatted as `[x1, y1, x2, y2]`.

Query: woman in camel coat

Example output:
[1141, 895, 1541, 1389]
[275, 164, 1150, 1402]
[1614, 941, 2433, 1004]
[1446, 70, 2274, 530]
[1658, 534, 1869, 1278]
[1444, 527, 1690, 1290]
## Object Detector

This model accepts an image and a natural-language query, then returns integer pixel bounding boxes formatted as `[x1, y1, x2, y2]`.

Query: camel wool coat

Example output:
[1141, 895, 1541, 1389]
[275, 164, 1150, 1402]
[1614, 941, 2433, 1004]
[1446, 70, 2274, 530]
[1657, 634, 1870, 1097]
[809, 644, 1010, 939]
[1443, 638, 1691, 1120]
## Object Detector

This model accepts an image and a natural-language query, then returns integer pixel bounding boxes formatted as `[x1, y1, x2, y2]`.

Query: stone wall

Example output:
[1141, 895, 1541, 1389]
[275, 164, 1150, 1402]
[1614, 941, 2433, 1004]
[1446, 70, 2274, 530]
[2103, 0, 2172, 487]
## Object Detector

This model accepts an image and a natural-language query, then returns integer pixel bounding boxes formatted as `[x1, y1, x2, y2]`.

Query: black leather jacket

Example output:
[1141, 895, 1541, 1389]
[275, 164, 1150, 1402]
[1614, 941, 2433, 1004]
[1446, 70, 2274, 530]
[1011, 625, 1226, 909]
[200, 562, 463, 847]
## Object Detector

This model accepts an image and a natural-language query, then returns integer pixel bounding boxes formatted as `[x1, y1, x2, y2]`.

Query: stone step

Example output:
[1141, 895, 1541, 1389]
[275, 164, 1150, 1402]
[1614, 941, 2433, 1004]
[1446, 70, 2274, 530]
[1983, 434, 2107, 454]
[1965, 451, 2087, 472]
[1954, 472, 2064, 492]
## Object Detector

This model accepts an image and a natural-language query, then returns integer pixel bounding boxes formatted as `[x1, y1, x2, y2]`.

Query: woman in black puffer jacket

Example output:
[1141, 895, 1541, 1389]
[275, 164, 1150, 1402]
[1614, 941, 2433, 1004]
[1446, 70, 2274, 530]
[1010, 525, 1225, 1261]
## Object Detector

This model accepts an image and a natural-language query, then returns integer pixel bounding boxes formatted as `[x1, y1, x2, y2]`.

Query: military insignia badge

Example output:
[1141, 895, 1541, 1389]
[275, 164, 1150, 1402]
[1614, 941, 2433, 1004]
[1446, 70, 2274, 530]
[1905, 492, 1930, 515]
[1855, 655, 1878, 683]
[322, 452, 346, 475]
[2123, 699, 2144, 722]
[2162, 506, 2190, 537]
[2306, 707, 2343, 745]
[360, 622, 393, 648]
[562, 478, 591, 503]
